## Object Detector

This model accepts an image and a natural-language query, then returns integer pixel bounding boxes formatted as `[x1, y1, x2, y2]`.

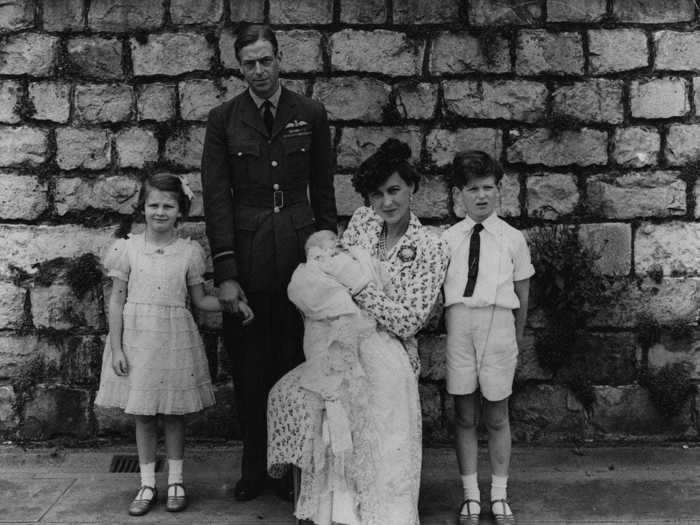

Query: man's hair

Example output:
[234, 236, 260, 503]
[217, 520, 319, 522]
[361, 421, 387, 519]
[234, 23, 279, 61]
[450, 150, 504, 188]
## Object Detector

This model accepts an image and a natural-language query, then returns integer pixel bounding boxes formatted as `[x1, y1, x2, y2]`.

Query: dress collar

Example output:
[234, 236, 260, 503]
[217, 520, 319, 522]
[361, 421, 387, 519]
[370, 208, 422, 261]
[139, 233, 183, 255]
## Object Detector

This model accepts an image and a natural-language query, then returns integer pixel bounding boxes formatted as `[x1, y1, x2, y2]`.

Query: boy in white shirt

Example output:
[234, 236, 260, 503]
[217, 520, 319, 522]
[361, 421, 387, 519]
[441, 151, 534, 525]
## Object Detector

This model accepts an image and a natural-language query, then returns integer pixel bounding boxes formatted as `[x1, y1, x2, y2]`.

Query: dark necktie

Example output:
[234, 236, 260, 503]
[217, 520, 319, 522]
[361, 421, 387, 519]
[463, 223, 484, 297]
[262, 100, 274, 135]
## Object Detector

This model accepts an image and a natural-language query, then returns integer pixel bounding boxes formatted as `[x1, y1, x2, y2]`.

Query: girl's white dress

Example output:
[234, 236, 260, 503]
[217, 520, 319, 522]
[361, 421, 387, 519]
[95, 233, 216, 415]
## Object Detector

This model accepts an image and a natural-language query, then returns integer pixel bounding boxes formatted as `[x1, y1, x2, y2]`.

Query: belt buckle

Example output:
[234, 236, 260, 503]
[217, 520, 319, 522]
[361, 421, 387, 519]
[273, 189, 284, 209]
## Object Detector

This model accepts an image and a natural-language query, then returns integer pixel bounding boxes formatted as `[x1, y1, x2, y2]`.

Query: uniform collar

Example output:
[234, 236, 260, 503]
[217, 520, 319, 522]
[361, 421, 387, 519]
[248, 83, 282, 110]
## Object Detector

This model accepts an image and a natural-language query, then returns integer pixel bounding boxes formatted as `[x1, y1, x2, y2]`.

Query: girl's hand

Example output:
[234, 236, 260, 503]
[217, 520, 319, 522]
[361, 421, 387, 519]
[238, 301, 255, 326]
[112, 348, 129, 376]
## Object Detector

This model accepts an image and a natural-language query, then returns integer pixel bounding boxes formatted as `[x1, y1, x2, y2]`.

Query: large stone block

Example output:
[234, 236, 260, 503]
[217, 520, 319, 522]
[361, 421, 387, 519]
[0, 126, 47, 166]
[516, 30, 584, 76]
[630, 78, 688, 119]
[587, 171, 685, 219]
[514, 329, 551, 383]
[131, 32, 212, 76]
[588, 29, 648, 74]
[0, 173, 48, 220]
[21, 385, 91, 439]
[565, 332, 638, 385]
[55, 334, 104, 387]
[443, 80, 547, 123]
[170, 0, 223, 24]
[655, 31, 700, 71]
[336, 126, 422, 169]
[0, 32, 58, 75]
[55, 174, 140, 216]
[0, 225, 112, 276]
[0, 282, 25, 329]
[312, 77, 390, 122]
[229, 0, 264, 22]
[42, 0, 83, 31]
[394, 82, 438, 120]
[67, 37, 122, 79]
[0, 0, 34, 32]
[591, 385, 692, 436]
[526, 173, 579, 219]
[590, 277, 700, 328]
[507, 128, 607, 167]
[74, 83, 133, 123]
[646, 328, 700, 380]
[88, 0, 163, 31]
[330, 30, 423, 76]
[136, 83, 177, 121]
[0, 385, 17, 432]
[430, 31, 510, 75]
[612, 0, 695, 23]
[426, 128, 502, 168]
[340, 0, 386, 24]
[333, 174, 365, 216]
[469, 0, 542, 26]
[395, 0, 460, 23]
[510, 384, 585, 440]
[577, 223, 632, 276]
[178, 79, 222, 121]
[27, 81, 70, 123]
[31, 284, 104, 330]
[278, 30, 323, 74]
[612, 127, 660, 167]
[55, 128, 111, 170]
[552, 79, 623, 124]
[547, 0, 606, 22]
[635, 222, 700, 277]
[115, 128, 158, 169]
[499, 172, 521, 218]
[665, 124, 700, 166]
[164, 125, 206, 169]
[0, 334, 42, 380]
[269, 0, 332, 23]
[0, 80, 21, 123]
[412, 176, 449, 219]
[218, 30, 237, 70]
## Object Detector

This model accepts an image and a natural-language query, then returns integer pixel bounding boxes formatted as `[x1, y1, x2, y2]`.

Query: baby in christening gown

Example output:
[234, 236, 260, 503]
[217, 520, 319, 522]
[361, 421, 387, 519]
[286, 230, 391, 525]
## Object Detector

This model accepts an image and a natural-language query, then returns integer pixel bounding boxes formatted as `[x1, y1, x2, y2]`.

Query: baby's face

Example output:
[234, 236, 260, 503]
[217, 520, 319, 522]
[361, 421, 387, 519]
[306, 231, 339, 259]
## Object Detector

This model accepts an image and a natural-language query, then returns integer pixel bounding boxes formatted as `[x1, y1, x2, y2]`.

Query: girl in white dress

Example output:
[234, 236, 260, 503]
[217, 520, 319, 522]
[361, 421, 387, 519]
[95, 173, 253, 516]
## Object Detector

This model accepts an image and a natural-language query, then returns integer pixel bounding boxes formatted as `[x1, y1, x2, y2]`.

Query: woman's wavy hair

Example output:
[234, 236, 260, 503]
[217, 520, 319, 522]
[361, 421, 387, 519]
[450, 150, 504, 189]
[351, 138, 420, 201]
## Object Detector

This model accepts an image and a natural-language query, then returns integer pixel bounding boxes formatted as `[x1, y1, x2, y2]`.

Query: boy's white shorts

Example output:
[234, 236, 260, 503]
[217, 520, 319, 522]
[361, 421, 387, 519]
[445, 304, 517, 401]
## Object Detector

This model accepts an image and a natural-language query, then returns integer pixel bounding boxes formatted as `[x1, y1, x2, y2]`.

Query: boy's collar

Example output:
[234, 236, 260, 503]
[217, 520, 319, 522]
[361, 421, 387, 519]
[461, 212, 499, 235]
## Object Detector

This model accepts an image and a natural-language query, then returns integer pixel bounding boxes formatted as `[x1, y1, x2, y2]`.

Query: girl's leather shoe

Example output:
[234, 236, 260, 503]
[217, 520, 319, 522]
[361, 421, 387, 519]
[458, 499, 481, 525]
[491, 499, 516, 525]
[128, 486, 157, 516]
[166, 483, 187, 512]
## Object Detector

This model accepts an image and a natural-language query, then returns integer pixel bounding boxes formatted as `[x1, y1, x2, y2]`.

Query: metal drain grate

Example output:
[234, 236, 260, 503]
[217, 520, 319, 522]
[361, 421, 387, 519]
[109, 455, 164, 473]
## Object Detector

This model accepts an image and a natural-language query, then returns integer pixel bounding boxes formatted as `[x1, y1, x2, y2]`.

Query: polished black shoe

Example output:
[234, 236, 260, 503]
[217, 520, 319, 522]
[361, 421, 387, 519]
[234, 478, 265, 502]
[272, 475, 295, 502]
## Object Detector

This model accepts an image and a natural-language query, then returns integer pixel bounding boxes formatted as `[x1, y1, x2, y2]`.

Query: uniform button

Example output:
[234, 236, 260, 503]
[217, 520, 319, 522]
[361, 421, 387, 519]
[271, 160, 278, 167]
[300, 148, 306, 152]
[273, 183, 280, 190]
[237, 152, 243, 156]
[274, 206, 280, 213]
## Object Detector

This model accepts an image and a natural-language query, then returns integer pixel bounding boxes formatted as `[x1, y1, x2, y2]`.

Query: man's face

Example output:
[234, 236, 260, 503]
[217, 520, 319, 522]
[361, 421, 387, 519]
[453, 175, 499, 222]
[238, 39, 281, 99]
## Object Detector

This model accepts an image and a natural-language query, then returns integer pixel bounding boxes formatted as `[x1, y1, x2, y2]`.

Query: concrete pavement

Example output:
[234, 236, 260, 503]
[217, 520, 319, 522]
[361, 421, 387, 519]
[1, 443, 699, 524]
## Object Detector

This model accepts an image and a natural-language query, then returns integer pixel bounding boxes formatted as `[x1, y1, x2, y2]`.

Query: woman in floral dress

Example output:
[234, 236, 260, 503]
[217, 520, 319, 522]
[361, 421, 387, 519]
[268, 139, 449, 525]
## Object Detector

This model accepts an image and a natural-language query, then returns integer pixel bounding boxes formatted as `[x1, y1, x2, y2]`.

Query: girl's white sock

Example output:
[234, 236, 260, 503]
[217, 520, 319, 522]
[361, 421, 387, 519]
[461, 473, 480, 502]
[140, 462, 156, 488]
[168, 458, 184, 497]
[491, 474, 512, 516]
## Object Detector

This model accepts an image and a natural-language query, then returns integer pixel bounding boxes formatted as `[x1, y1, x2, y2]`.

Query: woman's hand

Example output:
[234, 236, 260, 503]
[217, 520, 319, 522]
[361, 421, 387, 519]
[112, 348, 129, 376]
[318, 252, 370, 294]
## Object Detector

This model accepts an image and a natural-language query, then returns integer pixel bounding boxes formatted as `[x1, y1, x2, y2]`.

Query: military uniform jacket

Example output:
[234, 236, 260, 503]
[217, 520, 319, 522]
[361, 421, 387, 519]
[201, 87, 337, 293]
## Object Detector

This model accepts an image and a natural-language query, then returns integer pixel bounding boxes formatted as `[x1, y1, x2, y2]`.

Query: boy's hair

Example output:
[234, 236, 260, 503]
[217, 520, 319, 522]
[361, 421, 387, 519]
[135, 173, 191, 223]
[234, 23, 279, 61]
[450, 150, 504, 188]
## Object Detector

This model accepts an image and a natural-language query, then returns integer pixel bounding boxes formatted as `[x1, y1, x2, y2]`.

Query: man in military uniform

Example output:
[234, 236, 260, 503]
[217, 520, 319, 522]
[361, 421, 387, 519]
[201, 24, 337, 501]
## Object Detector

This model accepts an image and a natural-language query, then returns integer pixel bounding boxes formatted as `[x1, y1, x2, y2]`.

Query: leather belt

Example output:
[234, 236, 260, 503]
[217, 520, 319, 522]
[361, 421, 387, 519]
[237, 186, 308, 210]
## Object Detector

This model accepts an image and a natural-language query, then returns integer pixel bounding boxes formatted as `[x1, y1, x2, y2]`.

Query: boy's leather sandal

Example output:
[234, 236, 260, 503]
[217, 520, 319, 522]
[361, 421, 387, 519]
[166, 482, 188, 512]
[491, 499, 516, 525]
[458, 499, 481, 525]
[128, 486, 157, 516]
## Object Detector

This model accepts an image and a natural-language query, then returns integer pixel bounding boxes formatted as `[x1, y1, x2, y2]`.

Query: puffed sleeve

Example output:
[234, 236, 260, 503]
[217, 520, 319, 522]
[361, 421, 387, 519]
[186, 241, 207, 286]
[102, 238, 130, 282]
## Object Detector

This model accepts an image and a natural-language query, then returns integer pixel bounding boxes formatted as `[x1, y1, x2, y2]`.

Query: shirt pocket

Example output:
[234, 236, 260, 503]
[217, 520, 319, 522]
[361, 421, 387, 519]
[282, 133, 311, 181]
[229, 141, 260, 184]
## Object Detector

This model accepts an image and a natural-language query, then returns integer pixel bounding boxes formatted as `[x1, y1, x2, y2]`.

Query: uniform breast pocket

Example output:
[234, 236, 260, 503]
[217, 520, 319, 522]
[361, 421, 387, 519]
[282, 133, 311, 179]
[229, 141, 260, 183]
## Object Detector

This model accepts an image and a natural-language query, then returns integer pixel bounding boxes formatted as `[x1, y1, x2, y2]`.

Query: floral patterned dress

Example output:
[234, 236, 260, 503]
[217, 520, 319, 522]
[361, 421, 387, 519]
[268, 207, 448, 525]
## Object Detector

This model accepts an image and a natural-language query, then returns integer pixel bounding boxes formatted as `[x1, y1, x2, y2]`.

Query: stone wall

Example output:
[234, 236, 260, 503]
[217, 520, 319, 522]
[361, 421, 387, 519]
[0, 0, 698, 443]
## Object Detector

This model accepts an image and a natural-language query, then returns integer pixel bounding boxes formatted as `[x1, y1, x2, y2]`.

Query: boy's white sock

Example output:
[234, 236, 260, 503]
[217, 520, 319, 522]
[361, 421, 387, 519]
[168, 458, 184, 497]
[461, 473, 480, 501]
[139, 462, 156, 488]
[491, 474, 512, 515]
